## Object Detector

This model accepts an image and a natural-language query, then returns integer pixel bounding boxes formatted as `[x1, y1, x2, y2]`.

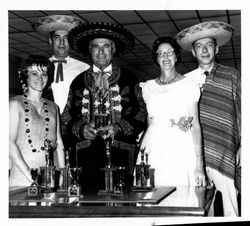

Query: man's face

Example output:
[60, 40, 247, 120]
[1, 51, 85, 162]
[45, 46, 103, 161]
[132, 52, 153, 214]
[192, 37, 218, 67]
[49, 30, 69, 59]
[90, 38, 115, 69]
[27, 64, 48, 92]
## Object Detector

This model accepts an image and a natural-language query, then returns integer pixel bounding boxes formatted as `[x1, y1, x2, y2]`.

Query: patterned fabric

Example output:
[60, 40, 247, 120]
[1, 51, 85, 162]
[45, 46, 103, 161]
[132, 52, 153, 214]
[61, 62, 147, 191]
[190, 63, 241, 191]
[175, 21, 234, 51]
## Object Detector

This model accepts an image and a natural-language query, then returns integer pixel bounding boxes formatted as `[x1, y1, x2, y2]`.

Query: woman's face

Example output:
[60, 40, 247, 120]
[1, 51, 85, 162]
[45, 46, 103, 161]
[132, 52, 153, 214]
[156, 43, 177, 71]
[26, 64, 48, 92]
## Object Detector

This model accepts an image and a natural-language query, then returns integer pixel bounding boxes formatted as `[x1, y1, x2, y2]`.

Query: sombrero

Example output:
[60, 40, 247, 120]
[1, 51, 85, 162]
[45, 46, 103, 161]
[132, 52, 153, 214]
[32, 15, 84, 38]
[68, 22, 135, 55]
[175, 21, 234, 51]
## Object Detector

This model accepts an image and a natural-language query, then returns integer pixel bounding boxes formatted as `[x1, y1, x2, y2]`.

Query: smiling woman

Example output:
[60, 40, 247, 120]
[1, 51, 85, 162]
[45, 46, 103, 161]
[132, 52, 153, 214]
[9, 55, 65, 187]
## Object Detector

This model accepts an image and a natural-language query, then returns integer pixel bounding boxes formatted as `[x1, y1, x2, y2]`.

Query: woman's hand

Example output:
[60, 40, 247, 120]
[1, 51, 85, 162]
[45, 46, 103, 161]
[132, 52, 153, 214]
[194, 163, 207, 187]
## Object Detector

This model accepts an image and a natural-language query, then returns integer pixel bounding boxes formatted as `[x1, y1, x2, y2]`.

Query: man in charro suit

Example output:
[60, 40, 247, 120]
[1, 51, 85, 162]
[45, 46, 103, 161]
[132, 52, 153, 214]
[62, 22, 147, 193]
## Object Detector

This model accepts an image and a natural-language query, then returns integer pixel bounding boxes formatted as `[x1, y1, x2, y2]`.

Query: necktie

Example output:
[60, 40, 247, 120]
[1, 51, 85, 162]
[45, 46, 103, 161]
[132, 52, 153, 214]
[52, 60, 67, 83]
[93, 69, 111, 90]
[204, 71, 209, 76]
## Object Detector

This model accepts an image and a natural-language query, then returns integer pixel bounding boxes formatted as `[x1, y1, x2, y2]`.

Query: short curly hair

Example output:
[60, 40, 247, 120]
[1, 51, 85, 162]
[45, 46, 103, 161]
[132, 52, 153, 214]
[18, 55, 54, 93]
[152, 36, 182, 66]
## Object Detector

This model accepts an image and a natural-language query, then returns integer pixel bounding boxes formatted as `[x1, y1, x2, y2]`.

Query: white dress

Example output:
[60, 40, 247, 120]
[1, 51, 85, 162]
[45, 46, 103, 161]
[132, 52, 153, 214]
[138, 77, 201, 187]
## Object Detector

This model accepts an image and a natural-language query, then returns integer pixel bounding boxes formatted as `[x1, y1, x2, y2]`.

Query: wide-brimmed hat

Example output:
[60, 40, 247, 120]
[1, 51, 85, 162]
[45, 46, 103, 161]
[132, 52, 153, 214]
[68, 22, 135, 55]
[175, 21, 234, 51]
[32, 15, 84, 38]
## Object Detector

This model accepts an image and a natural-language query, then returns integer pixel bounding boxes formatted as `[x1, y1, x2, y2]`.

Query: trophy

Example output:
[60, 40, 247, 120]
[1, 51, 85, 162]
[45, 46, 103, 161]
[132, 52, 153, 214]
[58, 148, 71, 193]
[114, 166, 126, 195]
[133, 148, 155, 191]
[27, 168, 41, 196]
[68, 167, 81, 196]
[40, 139, 56, 193]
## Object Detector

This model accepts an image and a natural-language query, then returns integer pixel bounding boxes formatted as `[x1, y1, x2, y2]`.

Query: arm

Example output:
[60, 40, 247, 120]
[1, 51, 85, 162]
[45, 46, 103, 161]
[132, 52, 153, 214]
[55, 105, 65, 168]
[9, 99, 32, 183]
[62, 77, 96, 141]
[187, 101, 207, 186]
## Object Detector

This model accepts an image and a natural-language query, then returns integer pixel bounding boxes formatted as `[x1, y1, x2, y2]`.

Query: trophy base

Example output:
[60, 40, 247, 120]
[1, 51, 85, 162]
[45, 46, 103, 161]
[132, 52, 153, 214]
[97, 189, 115, 196]
[68, 184, 81, 197]
[27, 185, 41, 196]
[131, 186, 153, 192]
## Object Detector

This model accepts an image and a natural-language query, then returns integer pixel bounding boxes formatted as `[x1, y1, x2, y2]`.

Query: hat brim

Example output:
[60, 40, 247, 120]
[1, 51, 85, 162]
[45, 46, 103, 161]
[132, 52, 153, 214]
[175, 21, 234, 51]
[32, 15, 83, 38]
[68, 22, 135, 55]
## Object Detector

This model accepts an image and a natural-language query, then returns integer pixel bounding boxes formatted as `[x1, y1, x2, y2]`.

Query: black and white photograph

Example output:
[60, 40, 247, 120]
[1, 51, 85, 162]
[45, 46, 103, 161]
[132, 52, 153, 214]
[1, 0, 250, 225]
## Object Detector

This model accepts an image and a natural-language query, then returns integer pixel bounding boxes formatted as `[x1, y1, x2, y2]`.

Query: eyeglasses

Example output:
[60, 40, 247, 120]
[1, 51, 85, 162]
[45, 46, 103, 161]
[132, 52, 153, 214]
[157, 49, 175, 58]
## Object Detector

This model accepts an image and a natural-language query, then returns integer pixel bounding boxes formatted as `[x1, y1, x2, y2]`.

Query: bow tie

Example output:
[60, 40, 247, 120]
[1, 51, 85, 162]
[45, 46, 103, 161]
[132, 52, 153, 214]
[93, 70, 112, 89]
[52, 60, 67, 83]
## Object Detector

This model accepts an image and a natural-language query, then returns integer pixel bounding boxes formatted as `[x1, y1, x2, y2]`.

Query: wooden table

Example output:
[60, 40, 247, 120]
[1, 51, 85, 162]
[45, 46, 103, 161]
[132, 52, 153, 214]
[9, 186, 214, 217]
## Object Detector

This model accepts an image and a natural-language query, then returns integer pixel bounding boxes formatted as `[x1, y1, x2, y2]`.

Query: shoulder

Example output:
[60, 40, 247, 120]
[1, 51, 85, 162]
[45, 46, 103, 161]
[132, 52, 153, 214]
[119, 67, 138, 84]
[9, 95, 23, 108]
[216, 64, 240, 76]
[70, 57, 90, 67]
[71, 70, 87, 86]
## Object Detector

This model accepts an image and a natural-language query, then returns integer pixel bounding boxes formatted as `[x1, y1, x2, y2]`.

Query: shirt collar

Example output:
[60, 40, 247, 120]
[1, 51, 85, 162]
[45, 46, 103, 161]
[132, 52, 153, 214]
[93, 64, 112, 73]
[50, 55, 70, 64]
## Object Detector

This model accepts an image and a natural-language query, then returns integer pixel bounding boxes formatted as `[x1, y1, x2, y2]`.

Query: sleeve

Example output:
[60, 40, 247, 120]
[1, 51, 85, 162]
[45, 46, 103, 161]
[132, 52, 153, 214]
[61, 76, 88, 141]
[186, 80, 201, 102]
[116, 79, 148, 139]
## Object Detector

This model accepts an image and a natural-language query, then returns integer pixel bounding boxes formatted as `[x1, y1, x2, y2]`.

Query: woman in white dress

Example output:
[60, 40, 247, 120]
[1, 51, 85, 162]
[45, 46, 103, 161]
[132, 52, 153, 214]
[137, 37, 207, 187]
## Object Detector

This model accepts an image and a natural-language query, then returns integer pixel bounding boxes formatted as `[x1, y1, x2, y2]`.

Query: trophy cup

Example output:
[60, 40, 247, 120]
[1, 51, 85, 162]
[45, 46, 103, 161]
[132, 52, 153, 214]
[40, 139, 56, 193]
[27, 168, 41, 196]
[68, 167, 81, 196]
[133, 148, 155, 191]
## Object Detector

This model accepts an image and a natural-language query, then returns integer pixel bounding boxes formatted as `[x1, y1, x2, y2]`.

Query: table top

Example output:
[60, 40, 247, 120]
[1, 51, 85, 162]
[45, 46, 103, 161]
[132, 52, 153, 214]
[9, 185, 214, 217]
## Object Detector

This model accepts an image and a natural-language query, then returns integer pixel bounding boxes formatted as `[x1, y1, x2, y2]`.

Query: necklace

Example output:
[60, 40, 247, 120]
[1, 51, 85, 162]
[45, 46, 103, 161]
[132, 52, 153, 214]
[23, 94, 50, 153]
[157, 72, 181, 85]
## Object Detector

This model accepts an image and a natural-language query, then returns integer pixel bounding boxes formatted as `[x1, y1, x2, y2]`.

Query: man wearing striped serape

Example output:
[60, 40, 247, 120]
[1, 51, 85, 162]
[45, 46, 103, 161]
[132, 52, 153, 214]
[175, 21, 241, 216]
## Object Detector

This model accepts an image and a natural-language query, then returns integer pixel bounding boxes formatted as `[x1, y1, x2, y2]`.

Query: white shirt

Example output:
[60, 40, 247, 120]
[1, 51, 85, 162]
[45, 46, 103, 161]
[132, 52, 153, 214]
[50, 56, 89, 114]
[93, 64, 112, 73]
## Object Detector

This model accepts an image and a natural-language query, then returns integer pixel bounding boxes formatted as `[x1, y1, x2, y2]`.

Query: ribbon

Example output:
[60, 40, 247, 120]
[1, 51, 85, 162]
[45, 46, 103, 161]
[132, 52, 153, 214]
[52, 60, 67, 83]
[93, 69, 111, 90]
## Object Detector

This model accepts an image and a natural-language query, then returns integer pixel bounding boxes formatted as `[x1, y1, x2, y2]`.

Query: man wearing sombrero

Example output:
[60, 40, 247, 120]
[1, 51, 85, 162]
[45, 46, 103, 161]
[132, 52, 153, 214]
[32, 15, 90, 158]
[61, 22, 147, 193]
[175, 21, 241, 216]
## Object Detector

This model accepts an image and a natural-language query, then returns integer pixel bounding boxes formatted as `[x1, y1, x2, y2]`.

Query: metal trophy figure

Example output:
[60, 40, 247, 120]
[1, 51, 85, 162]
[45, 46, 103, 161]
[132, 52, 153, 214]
[27, 168, 41, 196]
[133, 148, 154, 190]
[68, 167, 82, 196]
[40, 139, 56, 193]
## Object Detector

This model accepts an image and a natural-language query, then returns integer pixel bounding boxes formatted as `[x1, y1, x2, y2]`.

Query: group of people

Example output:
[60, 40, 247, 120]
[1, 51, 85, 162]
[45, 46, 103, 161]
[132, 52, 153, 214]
[9, 14, 241, 217]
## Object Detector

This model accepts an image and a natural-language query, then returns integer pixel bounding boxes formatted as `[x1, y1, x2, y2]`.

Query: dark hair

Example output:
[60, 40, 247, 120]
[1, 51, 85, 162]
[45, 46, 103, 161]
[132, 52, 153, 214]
[152, 36, 182, 65]
[18, 55, 54, 92]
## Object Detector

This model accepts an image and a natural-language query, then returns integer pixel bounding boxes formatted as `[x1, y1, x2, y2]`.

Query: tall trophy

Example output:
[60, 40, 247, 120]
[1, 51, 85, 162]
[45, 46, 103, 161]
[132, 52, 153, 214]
[68, 167, 81, 196]
[58, 148, 71, 193]
[40, 139, 56, 193]
[92, 86, 117, 195]
[133, 148, 154, 191]
[27, 168, 41, 196]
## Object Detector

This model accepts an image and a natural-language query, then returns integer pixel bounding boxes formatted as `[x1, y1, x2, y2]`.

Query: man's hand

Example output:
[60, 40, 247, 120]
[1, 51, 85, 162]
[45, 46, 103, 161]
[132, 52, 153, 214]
[99, 124, 120, 139]
[82, 123, 97, 140]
